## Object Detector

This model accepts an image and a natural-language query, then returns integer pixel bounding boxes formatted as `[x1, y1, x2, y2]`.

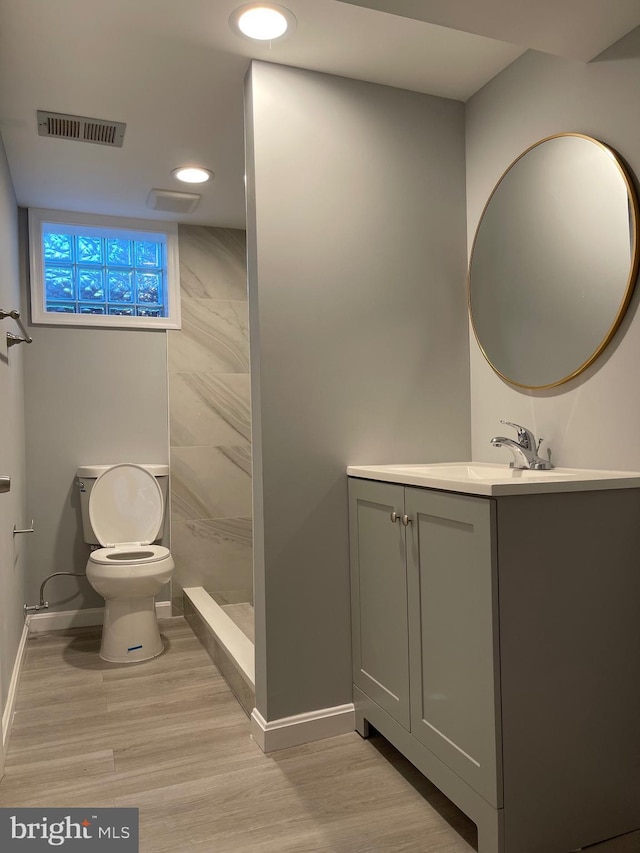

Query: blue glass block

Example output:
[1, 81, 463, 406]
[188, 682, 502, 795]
[43, 233, 73, 262]
[107, 270, 133, 302]
[46, 302, 76, 313]
[137, 306, 164, 317]
[44, 265, 75, 300]
[107, 239, 132, 266]
[136, 272, 161, 303]
[135, 241, 161, 267]
[80, 306, 106, 314]
[77, 236, 103, 264]
[78, 268, 104, 301]
[108, 306, 135, 316]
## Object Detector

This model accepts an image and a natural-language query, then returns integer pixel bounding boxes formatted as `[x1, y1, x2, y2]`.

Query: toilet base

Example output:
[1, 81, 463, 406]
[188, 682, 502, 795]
[99, 596, 164, 663]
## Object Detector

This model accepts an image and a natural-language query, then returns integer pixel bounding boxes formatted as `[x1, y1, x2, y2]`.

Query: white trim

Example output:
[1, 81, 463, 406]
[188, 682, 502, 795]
[28, 207, 181, 330]
[250, 703, 355, 753]
[183, 587, 254, 687]
[29, 207, 177, 235]
[2, 621, 30, 772]
[155, 600, 173, 619]
[26, 600, 173, 634]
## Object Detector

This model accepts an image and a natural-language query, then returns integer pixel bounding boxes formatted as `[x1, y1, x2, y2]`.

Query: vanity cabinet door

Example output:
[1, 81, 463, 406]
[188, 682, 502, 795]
[349, 478, 410, 730]
[405, 487, 501, 807]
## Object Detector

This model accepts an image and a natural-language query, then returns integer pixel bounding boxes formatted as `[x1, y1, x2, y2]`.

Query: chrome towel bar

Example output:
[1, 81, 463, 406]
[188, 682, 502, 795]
[1, 308, 33, 346]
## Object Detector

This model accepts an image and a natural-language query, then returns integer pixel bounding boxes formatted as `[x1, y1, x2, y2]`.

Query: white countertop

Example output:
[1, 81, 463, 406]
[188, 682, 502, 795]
[346, 461, 640, 497]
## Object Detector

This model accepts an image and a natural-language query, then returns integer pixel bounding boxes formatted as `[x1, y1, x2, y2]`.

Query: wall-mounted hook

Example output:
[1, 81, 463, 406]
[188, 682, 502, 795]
[13, 520, 34, 535]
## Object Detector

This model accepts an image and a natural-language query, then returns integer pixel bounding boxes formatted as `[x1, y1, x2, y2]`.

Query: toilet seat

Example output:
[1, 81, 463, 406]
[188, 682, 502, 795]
[89, 544, 170, 566]
[89, 463, 164, 549]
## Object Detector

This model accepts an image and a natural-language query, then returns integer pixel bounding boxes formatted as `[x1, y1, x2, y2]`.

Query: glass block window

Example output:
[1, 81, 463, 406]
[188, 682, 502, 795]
[29, 209, 180, 330]
[42, 231, 165, 316]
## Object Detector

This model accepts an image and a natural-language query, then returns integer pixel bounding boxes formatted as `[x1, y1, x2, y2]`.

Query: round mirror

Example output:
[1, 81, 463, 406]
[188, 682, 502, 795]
[468, 133, 640, 389]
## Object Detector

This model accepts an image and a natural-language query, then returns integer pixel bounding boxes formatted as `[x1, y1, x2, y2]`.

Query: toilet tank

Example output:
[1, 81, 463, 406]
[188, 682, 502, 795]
[76, 464, 169, 545]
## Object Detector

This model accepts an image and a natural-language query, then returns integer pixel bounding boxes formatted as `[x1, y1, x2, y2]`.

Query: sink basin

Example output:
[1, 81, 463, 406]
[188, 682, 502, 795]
[390, 464, 577, 481]
[346, 461, 640, 496]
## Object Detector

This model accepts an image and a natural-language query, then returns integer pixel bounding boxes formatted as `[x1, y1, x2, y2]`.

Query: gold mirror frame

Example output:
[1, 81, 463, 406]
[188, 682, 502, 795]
[468, 133, 640, 390]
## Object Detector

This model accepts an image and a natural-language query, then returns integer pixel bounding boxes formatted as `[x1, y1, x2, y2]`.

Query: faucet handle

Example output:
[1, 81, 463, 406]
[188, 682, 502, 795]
[499, 420, 536, 449]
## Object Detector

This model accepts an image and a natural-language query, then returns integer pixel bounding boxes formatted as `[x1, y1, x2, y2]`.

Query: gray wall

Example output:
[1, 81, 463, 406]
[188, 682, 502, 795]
[0, 135, 27, 727]
[246, 61, 471, 721]
[466, 30, 640, 469]
[169, 225, 252, 611]
[23, 300, 169, 611]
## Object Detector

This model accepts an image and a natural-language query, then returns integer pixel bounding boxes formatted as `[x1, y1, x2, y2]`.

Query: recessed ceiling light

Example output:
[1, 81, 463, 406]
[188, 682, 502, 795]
[171, 167, 214, 184]
[229, 4, 297, 42]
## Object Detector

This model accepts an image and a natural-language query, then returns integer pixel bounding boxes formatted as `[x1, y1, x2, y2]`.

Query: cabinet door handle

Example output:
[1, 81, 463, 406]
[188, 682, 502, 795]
[390, 511, 400, 523]
[401, 514, 412, 526]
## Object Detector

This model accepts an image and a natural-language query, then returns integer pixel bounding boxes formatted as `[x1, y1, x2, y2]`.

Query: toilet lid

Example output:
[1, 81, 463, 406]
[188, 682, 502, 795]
[89, 463, 164, 548]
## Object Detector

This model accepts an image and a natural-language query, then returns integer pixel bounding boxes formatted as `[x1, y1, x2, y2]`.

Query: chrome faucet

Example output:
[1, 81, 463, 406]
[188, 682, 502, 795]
[490, 420, 552, 470]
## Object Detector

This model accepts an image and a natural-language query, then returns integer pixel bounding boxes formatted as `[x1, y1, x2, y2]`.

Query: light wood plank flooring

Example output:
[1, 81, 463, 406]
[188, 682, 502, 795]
[0, 618, 479, 852]
[1, 619, 636, 853]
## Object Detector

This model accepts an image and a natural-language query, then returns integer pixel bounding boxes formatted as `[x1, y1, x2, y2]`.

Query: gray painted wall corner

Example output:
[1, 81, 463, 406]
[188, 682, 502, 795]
[247, 61, 471, 722]
[0, 138, 28, 722]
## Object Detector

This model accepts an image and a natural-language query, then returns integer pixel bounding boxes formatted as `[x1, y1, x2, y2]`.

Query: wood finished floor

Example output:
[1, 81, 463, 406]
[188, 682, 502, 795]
[0, 618, 479, 852]
[2, 620, 636, 853]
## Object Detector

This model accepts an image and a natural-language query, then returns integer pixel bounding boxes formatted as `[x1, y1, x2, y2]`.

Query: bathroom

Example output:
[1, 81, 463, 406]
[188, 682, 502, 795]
[1, 1, 640, 851]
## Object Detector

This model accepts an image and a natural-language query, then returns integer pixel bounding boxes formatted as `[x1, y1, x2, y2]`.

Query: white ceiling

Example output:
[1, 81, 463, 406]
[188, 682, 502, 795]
[0, 0, 638, 229]
[336, 0, 640, 62]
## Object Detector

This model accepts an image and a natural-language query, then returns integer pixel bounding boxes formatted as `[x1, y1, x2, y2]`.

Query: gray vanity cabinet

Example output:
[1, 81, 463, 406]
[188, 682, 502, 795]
[405, 487, 500, 807]
[348, 476, 640, 853]
[348, 479, 410, 729]
[349, 478, 500, 805]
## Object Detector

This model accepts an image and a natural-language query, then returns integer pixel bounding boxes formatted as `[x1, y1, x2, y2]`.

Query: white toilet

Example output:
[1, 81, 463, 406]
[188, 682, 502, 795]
[77, 463, 174, 663]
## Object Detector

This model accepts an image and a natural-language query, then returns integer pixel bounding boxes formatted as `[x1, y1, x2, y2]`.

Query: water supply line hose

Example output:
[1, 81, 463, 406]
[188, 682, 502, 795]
[24, 571, 87, 614]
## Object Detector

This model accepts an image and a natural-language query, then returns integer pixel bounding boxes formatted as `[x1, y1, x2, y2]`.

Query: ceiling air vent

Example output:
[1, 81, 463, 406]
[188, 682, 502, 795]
[147, 189, 200, 214]
[37, 110, 126, 148]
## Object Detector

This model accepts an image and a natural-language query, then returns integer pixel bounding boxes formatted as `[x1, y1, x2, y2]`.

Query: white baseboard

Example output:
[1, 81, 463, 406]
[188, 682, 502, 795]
[155, 600, 173, 619]
[26, 600, 173, 634]
[251, 703, 355, 753]
[2, 620, 30, 773]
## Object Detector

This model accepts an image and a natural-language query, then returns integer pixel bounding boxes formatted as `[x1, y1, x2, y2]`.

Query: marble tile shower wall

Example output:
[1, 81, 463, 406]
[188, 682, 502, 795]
[168, 226, 252, 612]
